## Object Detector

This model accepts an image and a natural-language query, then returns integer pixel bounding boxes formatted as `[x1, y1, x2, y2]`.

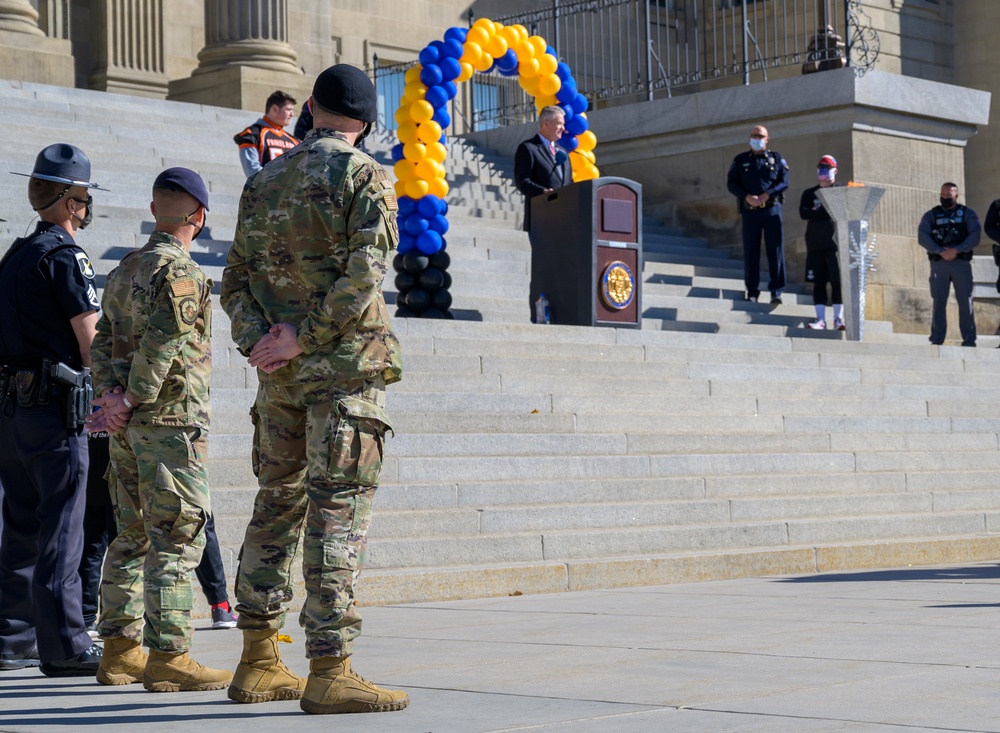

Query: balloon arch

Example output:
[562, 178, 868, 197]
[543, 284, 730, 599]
[390, 17, 600, 259]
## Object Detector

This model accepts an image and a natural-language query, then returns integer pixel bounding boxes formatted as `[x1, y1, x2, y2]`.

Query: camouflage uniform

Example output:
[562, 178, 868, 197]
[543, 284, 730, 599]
[91, 230, 212, 653]
[221, 128, 400, 659]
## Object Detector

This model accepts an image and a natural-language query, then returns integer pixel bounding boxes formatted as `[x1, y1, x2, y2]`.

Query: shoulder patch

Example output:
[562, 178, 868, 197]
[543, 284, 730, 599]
[170, 279, 197, 297]
[383, 190, 399, 212]
[75, 252, 96, 279]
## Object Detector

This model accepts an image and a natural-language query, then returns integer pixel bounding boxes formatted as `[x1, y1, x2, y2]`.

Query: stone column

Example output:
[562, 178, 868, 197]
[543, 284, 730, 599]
[170, 0, 304, 111]
[87, 0, 168, 97]
[0, 0, 74, 85]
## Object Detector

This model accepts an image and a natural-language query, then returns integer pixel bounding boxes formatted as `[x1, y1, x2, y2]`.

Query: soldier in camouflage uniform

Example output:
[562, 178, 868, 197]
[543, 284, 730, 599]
[89, 168, 232, 692]
[221, 64, 406, 714]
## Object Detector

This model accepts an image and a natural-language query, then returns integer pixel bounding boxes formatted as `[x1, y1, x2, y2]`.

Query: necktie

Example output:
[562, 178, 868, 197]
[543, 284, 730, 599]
[549, 141, 556, 158]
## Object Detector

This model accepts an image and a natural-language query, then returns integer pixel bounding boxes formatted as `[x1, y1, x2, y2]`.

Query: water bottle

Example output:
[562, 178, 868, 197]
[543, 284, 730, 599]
[535, 293, 550, 324]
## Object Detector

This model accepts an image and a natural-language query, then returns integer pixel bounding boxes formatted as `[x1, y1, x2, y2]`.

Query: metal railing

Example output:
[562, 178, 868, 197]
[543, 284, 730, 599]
[370, 0, 878, 133]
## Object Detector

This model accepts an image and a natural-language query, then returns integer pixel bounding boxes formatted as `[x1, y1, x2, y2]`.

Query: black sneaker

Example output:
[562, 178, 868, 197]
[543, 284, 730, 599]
[211, 605, 238, 629]
[0, 644, 41, 671]
[39, 643, 103, 677]
[770, 295, 782, 305]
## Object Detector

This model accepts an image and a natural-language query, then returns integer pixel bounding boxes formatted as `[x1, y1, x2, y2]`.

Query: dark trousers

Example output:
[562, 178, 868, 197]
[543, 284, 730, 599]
[195, 514, 228, 606]
[741, 204, 786, 297]
[929, 258, 976, 345]
[0, 400, 92, 662]
[79, 501, 115, 624]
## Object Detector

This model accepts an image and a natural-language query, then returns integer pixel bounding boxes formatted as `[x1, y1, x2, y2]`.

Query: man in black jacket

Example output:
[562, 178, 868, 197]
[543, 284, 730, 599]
[514, 106, 572, 232]
[800, 155, 844, 330]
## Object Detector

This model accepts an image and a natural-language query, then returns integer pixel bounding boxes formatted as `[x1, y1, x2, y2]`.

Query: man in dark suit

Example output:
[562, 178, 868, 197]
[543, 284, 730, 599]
[514, 106, 572, 232]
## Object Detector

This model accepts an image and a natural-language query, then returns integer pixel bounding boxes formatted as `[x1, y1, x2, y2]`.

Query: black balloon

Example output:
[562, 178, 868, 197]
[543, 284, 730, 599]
[431, 289, 452, 310]
[405, 287, 430, 312]
[394, 272, 415, 292]
[392, 253, 405, 272]
[395, 305, 415, 318]
[422, 308, 445, 319]
[429, 250, 450, 270]
[402, 252, 430, 274]
[418, 267, 445, 291]
[442, 271, 452, 289]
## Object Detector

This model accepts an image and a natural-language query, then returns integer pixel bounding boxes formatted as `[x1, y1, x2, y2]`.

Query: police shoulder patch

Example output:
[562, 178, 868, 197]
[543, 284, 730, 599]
[75, 251, 96, 279]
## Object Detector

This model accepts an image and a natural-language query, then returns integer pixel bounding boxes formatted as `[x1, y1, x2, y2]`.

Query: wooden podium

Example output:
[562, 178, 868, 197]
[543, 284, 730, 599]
[528, 177, 643, 328]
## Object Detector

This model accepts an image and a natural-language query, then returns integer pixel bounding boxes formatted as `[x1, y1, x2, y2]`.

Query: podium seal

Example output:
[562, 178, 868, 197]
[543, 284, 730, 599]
[601, 261, 635, 310]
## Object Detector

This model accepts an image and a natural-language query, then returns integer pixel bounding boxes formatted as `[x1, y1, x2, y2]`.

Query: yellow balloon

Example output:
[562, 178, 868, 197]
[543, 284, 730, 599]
[401, 82, 426, 105]
[577, 130, 597, 152]
[425, 141, 447, 163]
[472, 51, 494, 73]
[397, 122, 419, 144]
[534, 93, 558, 109]
[486, 34, 508, 59]
[405, 66, 422, 84]
[427, 177, 450, 198]
[393, 160, 416, 181]
[537, 53, 558, 77]
[467, 26, 490, 46]
[519, 75, 540, 95]
[538, 74, 562, 96]
[461, 41, 483, 65]
[405, 178, 430, 199]
[417, 119, 443, 145]
[456, 62, 474, 83]
[410, 100, 434, 124]
[511, 24, 529, 42]
[403, 142, 428, 162]
[394, 106, 411, 126]
[514, 41, 535, 63]
[528, 36, 548, 57]
[499, 26, 519, 47]
[415, 158, 441, 181]
[519, 57, 540, 78]
[581, 149, 596, 164]
[473, 18, 496, 36]
[394, 180, 408, 198]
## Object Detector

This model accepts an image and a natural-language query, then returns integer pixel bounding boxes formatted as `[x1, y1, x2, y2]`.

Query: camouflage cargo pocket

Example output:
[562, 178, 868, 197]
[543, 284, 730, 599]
[324, 401, 386, 487]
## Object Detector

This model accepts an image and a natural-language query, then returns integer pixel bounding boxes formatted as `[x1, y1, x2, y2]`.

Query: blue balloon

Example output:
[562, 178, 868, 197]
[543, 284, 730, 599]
[558, 103, 574, 121]
[495, 49, 518, 72]
[440, 132, 448, 145]
[484, 61, 496, 75]
[418, 46, 439, 67]
[556, 84, 577, 105]
[417, 195, 443, 218]
[398, 232, 417, 254]
[404, 216, 430, 236]
[444, 26, 468, 44]
[566, 114, 588, 135]
[398, 196, 417, 217]
[546, 45, 557, 57]
[425, 85, 449, 110]
[440, 200, 448, 215]
[417, 230, 443, 254]
[429, 214, 450, 235]
[433, 108, 451, 128]
[571, 93, 588, 115]
[556, 62, 572, 81]
[560, 134, 579, 152]
[430, 40, 445, 56]
[420, 64, 443, 87]
[439, 57, 461, 82]
[499, 66, 519, 77]
[391, 143, 405, 162]
[442, 81, 458, 100]
[442, 38, 465, 59]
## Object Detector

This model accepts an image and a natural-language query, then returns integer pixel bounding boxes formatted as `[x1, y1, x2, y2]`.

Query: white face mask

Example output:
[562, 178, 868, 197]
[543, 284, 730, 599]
[749, 138, 766, 152]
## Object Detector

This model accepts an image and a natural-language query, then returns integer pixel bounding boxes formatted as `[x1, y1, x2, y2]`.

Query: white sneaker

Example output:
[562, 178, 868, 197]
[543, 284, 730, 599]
[806, 319, 826, 330]
[834, 318, 846, 331]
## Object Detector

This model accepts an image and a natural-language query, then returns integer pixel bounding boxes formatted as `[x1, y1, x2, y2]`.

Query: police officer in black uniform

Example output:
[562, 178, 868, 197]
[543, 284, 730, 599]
[727, 124, 790, 304]
[0, 144, 105, 675]
[917, 182, 981, 346]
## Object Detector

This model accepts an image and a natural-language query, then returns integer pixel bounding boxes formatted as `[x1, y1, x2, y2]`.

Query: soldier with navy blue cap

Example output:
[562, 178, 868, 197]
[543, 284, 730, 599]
[0, 143, 105, 676]
[88, 167, 232, 692]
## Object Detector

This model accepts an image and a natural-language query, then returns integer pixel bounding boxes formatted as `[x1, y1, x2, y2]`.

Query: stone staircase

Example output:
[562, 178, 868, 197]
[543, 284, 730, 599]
[3, 79, 1000, 609]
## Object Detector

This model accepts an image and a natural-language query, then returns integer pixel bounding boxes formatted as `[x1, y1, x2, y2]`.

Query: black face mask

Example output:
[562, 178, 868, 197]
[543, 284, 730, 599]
[70, 195, 93, 229]
[192, 211, 206, 240]
[356, 122, 373, 147]
[940, 197, 956, 209]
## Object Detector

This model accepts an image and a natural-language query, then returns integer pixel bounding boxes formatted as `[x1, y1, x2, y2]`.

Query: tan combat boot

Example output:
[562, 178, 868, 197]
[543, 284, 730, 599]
[228, 629, 306, 703]
[97, 637, 147, 685]
[142, 650, 233, 692]
[300, 656, 409, 714]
